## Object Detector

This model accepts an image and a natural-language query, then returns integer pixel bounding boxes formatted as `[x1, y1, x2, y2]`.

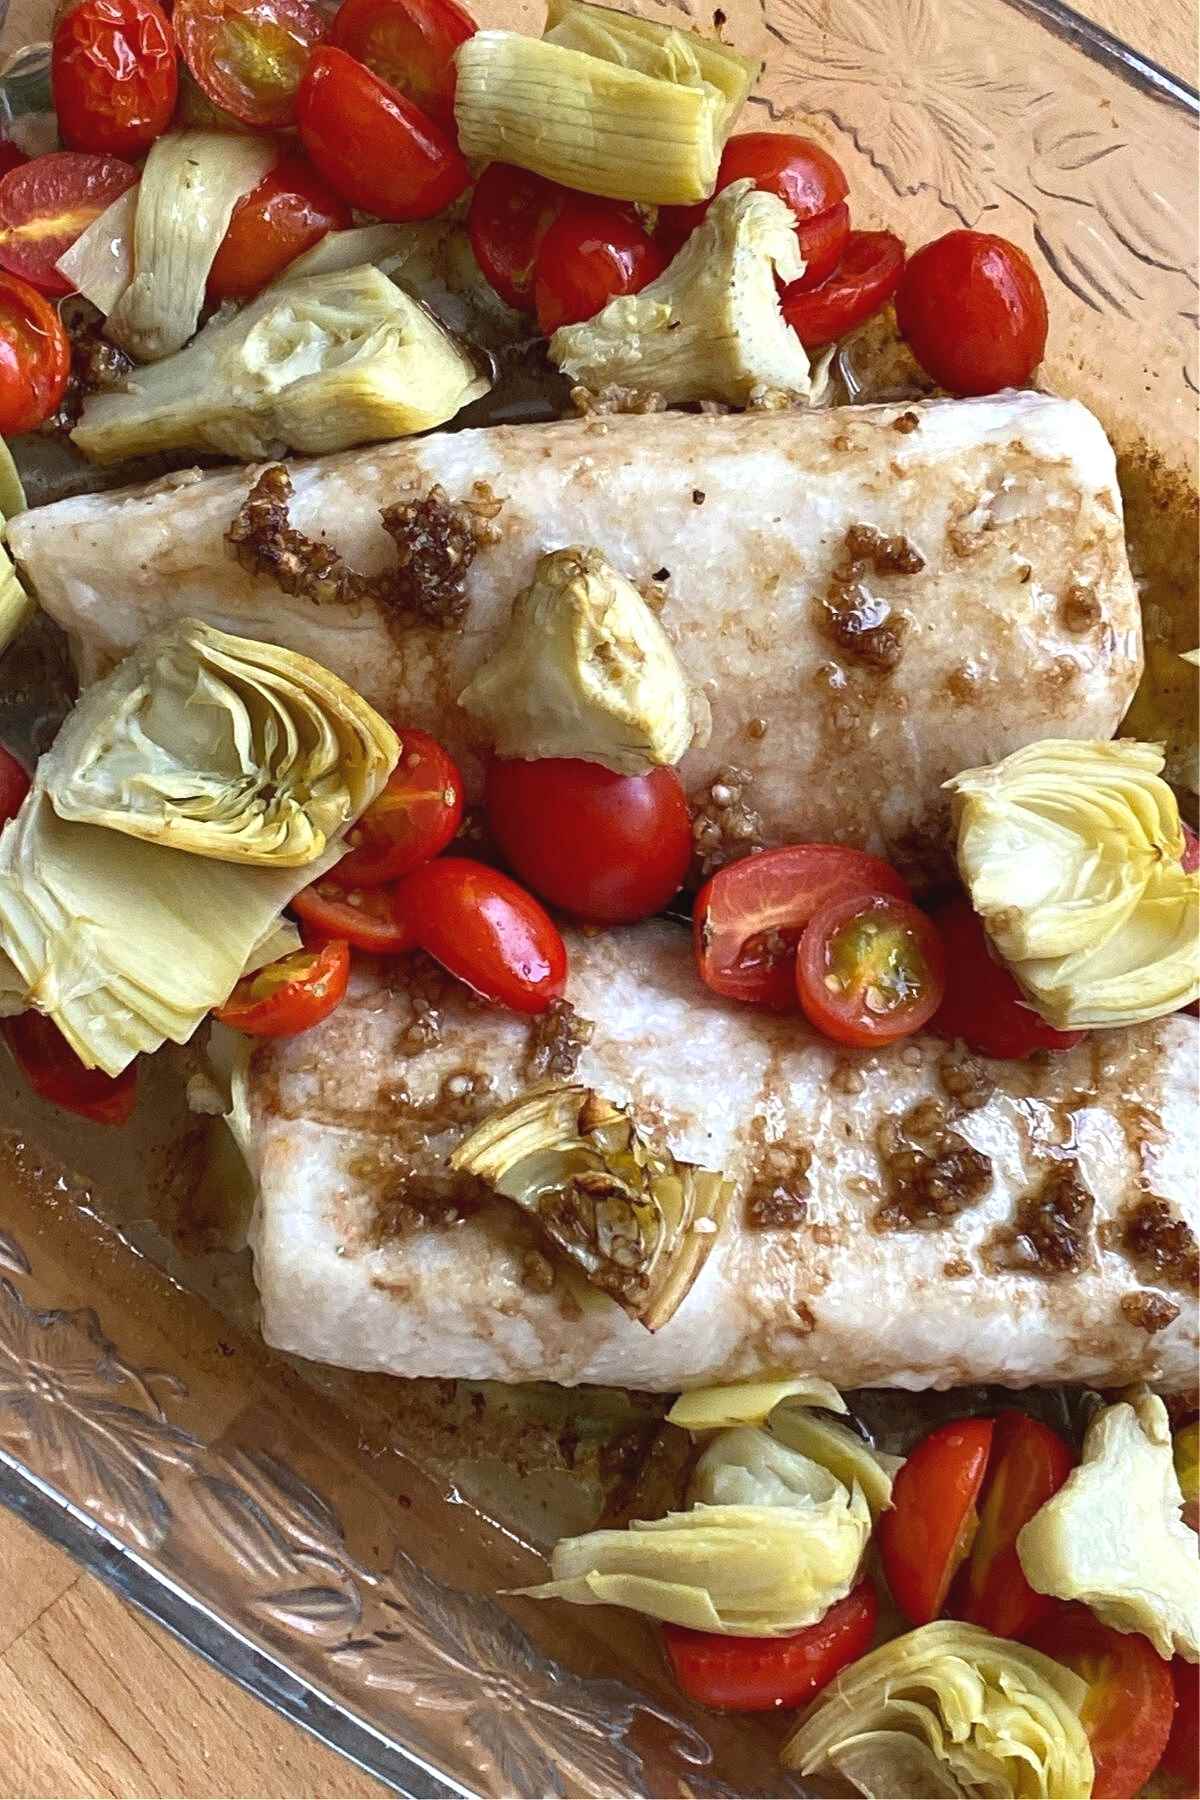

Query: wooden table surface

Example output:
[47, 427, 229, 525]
[1, 1, 1193, 1794]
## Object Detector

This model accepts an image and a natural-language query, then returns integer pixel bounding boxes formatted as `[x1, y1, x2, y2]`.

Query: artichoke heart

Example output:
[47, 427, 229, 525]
[0, 437, 31, 657]
[689, 1425, 850, 1510]
[74, 266, 490, 465]
[550, 182, 829, 408]
[543, 0, 759, 130]
[948, 737, 1200, 1028]
[43, 619, 399, 867]
[770, 1405, 902, 1521]
[458, 547, 696, 774]
[449, 1083, 733, 1330]
[667, 1375, 849, 1432]
[781, 1621, 1093, 1799]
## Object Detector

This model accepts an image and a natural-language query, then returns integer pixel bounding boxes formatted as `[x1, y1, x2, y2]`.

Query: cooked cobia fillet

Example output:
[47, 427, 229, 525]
[238, 923, 1198, 1391]
[11, 393, 1141, 871]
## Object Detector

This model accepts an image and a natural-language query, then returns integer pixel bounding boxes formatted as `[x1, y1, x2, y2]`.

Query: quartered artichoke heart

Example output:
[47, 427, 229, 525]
[449, 1083, 733, 1330]
[44, 619, 399, 866]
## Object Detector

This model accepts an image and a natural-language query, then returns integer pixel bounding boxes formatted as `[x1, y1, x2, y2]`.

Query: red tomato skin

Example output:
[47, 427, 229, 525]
[931, 896, 1085, 1060]
[291, 878, 413, 954]
[3, 1012, 137, 1125]
[468, 162, 567, 311]
[486, 756, 691, 926]
[659, 132, 848, 247]
[0, 745, 29, 823]
[664, 1580, 878, 1712]
[781, 229, 905, 350]
[951, 1412, 1074, 1640]
[0, 272, 71, 434]
[879, 1417, 994, 1626]
[297, 47, 469, 222]
[330, 0, 475, 128]
[175, 0, 328, 129]
[0, 143, 28, 180]
[53, 0, 178, 160]
[207, 154, 351, 300]
[334, 726, 464, 888]
[216, 938, 350, 1037]
[534, 200, 667, 335]
[390, 856, 567, 1014]
[1027, 1603, 1175, 1800]
[796, 890, 946, 1048]
[896, 230, 1048, 396]
[1161, 1657, 1199, 1787]
[791, 200, 851, 291]
[0, 151, 138, 296]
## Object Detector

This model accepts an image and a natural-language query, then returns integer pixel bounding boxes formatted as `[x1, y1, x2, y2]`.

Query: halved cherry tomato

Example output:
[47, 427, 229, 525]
[951, 1412, 1074, 1639]
[782, 229, 905, 350]
[208, 153, 351, 300]
[790, 199, 851, 292]
[0, 143, 27, 181]
[533, 199, 667, 335]
[1161, 1656, 1199, 1787]
[796, 890, 945, 1047]
[0, 151, 137, 297]
[896, 230, 1048, 396]
[1027, 1604, 1175, 1799]
[659, 132, 849, 251]
[664, 1580, 877, 1712]
[334, 726, 463, 888]
[930, 895, 1085, 1060]
[694, 844, 912, 1012]
[52, 0, 178, 160]
[330, 0, 474, 129]
[0, 745, 29, 823]
[390, 856, 566, 1013]
[3, 1012, 137, 1125]
[175, 0, 326, 128]
[879, 1417, 994, 1625]
[468, 162, 567, 312]
[216, 937, 350, 1037]
[297, 47, 469, 222]
[291, 878, 412, 954]
[486, 756, 691, 926]
[0, 272, 71, 434]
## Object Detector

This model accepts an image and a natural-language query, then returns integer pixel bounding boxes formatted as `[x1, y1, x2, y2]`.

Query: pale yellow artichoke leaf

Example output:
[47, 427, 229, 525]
[667, 1374, 848, 1432]
[770, 1405, 902, 1519]
[688, 1425, 848, 1509]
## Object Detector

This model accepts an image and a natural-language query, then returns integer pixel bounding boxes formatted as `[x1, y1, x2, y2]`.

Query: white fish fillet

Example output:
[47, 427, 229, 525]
[10, 393, 1141, 870]
[243, 924, 1198, 1392]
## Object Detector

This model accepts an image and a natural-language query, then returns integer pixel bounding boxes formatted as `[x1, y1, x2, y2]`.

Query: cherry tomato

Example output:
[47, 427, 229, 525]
[486, 756, 691, 927]
[0, 746, 29, 823]
[796, 890, 945, 1048]
[0, 151, 137, 297]
[468, 162, 567, 312]
[297, 47, 469, 222]
[896, 230, 1048, 396]
[52, 0, 178, 160]
[390, 856, 566, 1014]
[1161, 1657, 1199, 1787]
[694, 844, 911, 1012]
[781, 229, 905, 350]
[0, 143, 27, 181]
[291, 878, 412, 954]
[1027, 1604, 1175, 1799]
[216, 938, 350, 1037]
[207, 153, 351, 300]
[951, 1412, 1074, 1640]
[930, 895, 1085, 1060]
[790, 199, 851, 292]
[3, 1012, 137, 1125]
[334, 726, 463, 888]
[174, 0, 327, 129]
[330, 0, 474, 129]
[0, 273, 71, 435]
[664, 1580, 877, 1712]
[879, 1417, 994, 1626]
[533, 199, 666, 335]
[659, 131, 849, 250]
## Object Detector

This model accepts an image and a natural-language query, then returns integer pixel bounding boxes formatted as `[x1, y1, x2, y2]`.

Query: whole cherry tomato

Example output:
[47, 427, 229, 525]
[878, 1417, 994, 1625]
[330, 0, 475, 129]
[795, 890, 945, 1048]
[3, 1012, 137, 1125]
[1160, 1657, 1199, 1788]
[0, 745, 29, 823]
[52, 0, 178, 160]
[659, 131, 849, 250]
[216, 938, 350, 1037]
[533, 199, 666, 335]
[930, 896, 1085, 1060]
[174, 0, 327, 129]
[0, 272, 71, 434]
[664, 1580, 877, 1712]
[895, 230, 1048, 395]
[297, 47, 469, 222]
[951, 1411, 1074, 1639]
[334, 726, 463, 888]
[390, 856, 566, 1013]
[291, 878, 412, 954]
[0, 151, 137, 297]
[781, 229, 905, 349]
[468, 162, 567, 311]
[208, 154, 351, 300]
[1027, 1603, 1175, 1799]
[486, 756, 691, 926]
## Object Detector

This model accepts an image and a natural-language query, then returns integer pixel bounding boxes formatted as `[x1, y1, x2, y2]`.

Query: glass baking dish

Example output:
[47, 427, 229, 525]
[0, 0, 1194, 1791]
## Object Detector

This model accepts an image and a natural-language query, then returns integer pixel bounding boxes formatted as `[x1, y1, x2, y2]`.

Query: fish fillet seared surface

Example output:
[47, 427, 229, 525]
[11, 394, 1141, 871]
[243, 925, 1197, 1392]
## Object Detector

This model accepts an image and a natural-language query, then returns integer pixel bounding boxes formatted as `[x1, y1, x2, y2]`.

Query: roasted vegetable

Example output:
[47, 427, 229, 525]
[73, 265, 489, 464]
[449, 1083, 732, 1330]
[667, 1376, 849, 1432]
[543, 0, 758, 129]
[0, 438, 30, 656]
[1017, 1387, 1200, 1662]
[780, 1620, 1094, 1799]
[771, 1405, 902, 1521]
[689, 1425, 849, 1510]
[550, 182, 830, 407]
[458, 547, 696, 774]
[54, 185, 138, 315]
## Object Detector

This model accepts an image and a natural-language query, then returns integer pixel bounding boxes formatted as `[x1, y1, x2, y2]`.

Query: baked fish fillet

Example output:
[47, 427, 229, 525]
[241, 924, 1198, 1392]
[11, 392, 1141, 870]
